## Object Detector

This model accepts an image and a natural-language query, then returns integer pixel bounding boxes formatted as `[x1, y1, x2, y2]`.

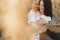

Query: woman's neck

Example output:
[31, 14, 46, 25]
[40, 12, 44, 15]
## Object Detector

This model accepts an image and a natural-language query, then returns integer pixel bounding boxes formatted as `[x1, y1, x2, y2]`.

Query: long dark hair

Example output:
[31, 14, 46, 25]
[39, 0, 52, 18]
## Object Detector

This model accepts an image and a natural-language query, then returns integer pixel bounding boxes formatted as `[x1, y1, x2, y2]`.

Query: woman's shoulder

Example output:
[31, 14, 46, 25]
[28, 9, 36, 16]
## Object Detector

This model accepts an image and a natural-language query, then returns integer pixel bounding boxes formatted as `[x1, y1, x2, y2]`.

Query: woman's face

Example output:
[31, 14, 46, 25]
[39, 1, 44, 13]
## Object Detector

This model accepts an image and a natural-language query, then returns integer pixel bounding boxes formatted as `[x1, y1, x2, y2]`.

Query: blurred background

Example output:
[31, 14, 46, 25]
[52, 0, 60, 23]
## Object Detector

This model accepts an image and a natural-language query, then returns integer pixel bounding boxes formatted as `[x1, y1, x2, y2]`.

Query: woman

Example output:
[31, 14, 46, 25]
[38, 0, 56, 40]
[28, 0, 52, 40]
[38, 0, 52, 33]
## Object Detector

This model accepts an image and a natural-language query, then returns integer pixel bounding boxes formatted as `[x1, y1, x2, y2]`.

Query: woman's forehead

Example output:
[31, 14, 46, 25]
[40, 1, 44, 5]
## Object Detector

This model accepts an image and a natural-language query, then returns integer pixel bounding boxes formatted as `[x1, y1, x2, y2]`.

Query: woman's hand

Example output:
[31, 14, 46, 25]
[37, 19, 49, 25]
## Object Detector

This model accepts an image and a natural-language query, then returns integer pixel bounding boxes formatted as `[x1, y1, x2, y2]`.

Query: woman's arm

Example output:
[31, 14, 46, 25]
[36, 19, 49, 25]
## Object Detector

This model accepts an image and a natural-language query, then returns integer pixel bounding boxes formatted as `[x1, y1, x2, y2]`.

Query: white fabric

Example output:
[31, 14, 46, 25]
[28, 9, 37, 24]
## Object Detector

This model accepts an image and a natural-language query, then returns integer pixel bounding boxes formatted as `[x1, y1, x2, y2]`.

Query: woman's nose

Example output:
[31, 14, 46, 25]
[39, 6, 43, 9]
